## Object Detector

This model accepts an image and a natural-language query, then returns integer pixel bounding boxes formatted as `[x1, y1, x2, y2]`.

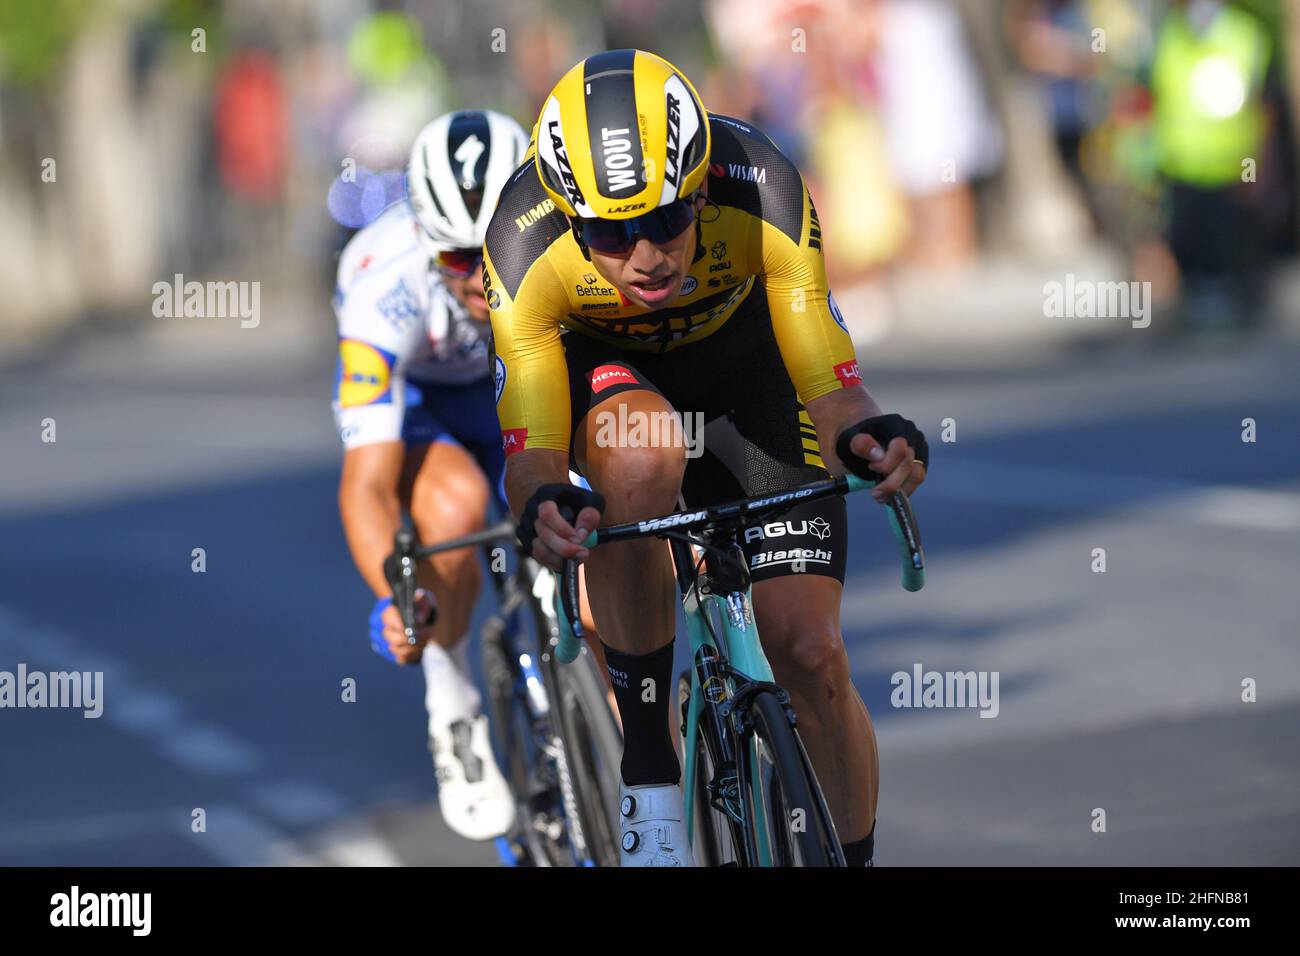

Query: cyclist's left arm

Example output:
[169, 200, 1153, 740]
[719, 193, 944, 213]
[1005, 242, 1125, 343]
[753, 182, 876, 447]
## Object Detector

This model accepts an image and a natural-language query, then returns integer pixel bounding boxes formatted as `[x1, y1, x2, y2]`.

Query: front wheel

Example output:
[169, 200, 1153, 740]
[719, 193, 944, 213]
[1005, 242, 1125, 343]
[549, 642, 622, 866]
[679, 670, 741, 866]
[481, 615, 564, 867]
[742, 690, 844, 867]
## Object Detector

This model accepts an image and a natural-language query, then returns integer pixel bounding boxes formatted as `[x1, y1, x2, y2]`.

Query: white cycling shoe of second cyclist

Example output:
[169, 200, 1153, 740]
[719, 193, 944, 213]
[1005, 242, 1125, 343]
[428, 714, 515, 841]
[423, 641, 515, 841]
[618, 781, 696, 867]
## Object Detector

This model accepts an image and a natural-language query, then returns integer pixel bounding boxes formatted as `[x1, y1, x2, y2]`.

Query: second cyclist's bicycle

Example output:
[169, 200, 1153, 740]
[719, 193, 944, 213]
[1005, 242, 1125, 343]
[385, 521, 622, 866]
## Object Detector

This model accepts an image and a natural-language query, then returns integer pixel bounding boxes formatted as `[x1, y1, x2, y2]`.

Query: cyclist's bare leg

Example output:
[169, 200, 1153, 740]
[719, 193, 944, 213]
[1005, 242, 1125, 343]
[751, 574, 877, 843]
[578, 567, 621, 725]
[578, 565, 603, 664]
[576, 390, 683, 777]
[574, 390, 683, 658]
[402, 440, 488, 649]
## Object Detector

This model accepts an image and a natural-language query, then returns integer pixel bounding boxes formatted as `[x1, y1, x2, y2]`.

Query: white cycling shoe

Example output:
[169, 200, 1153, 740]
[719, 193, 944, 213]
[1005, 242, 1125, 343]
[429, 714, 515, 841]
[618, 781, 696, 867]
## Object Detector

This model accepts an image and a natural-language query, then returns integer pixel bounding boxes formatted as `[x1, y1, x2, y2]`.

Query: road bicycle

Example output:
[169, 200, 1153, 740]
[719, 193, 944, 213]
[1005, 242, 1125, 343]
[385, 521, 622, 866]
[553, 474, 924, 866]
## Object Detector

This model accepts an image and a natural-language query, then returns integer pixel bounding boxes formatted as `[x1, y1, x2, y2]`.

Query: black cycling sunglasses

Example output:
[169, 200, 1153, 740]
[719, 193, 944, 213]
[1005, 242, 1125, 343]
[577, 196, 697, 255]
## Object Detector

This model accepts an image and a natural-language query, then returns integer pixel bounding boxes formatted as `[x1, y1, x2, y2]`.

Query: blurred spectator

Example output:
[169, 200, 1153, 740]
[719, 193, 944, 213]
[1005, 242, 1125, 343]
[704, 0, 1003, 278]
[336, 11, 444, 170]
[509, 16, 577, 122]
[212, 47, 289, 267]
[874, 0, 1004, 271]
[805, 0, 910, 282]
[703, 0, 911, 283]
[327, 11, 445, 235]
[214, 50, 288, 204]
[1004, 0, 1179, 303]
[702, 0, 818, 165]
[338, 10, 444, 170]
[1005, 0, 1105, 223]
[1151, 0, 1282, 333]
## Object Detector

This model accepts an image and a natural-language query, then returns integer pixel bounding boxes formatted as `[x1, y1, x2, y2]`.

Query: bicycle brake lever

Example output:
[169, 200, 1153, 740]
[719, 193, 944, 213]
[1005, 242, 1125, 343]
[384, 528, 420, 645]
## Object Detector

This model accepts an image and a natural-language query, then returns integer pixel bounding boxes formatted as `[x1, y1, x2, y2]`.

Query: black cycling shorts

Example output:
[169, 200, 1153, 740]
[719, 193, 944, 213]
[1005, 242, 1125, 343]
[561, 282, 847, 584]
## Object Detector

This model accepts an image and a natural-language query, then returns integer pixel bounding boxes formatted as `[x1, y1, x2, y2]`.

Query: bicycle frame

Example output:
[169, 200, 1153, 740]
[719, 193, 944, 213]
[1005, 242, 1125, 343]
[554, 472, 926, 865]
[673, 533, 784, 865]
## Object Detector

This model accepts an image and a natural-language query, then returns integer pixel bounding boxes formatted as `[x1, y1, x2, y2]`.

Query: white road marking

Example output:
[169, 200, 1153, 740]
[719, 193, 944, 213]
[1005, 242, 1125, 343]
[106, 690, 184, 736]
[154, 725, 264, 777]
[843, 500, 1300, 753]
[245, 780, 349, 826]
[0, 605, 344, 863]
[1174, 486, 1300, 531]
[306, 819, 406, 867]
[0, 805, 321, 867]
[0, 810, 175, 852]
[184, 805, 321, 866]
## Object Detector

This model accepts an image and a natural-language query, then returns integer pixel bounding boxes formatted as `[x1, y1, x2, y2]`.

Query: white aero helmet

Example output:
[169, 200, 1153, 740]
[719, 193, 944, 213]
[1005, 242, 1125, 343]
[406, 109, 529, 250]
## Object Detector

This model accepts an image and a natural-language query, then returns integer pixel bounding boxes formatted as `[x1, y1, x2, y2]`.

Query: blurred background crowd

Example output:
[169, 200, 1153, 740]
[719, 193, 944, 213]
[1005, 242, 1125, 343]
[0, 0, 1296, 351]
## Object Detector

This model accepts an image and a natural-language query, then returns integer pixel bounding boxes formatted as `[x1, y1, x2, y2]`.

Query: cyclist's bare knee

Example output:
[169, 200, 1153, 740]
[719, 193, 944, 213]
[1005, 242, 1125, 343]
[580, 392, 685, 520]
[409, 441, 490, 539]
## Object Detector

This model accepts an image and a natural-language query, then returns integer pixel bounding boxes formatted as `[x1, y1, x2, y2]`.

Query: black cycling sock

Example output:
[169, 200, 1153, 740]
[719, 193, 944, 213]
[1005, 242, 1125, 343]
[842, 820, 875, 867]
[603, 640, 680, 786]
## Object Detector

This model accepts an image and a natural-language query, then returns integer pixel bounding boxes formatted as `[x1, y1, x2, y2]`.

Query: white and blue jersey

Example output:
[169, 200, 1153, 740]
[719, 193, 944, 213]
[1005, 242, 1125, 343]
[332, 202, 506, 508]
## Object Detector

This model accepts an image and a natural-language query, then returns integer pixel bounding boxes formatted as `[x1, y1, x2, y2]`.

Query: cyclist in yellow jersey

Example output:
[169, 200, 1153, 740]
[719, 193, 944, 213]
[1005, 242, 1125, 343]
[485, 50, 928, 866]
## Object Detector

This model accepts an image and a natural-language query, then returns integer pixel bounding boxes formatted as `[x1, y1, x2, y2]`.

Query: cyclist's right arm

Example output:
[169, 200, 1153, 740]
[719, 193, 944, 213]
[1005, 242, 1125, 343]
[332, 239, 423, 597]
[484, 248, 598, 567]
[333, 279, 437, 662]
[338, 442, 404, 597]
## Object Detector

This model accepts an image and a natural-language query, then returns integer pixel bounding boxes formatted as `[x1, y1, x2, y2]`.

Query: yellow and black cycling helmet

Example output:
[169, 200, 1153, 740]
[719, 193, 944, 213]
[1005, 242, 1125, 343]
[534, 49, 711, 222]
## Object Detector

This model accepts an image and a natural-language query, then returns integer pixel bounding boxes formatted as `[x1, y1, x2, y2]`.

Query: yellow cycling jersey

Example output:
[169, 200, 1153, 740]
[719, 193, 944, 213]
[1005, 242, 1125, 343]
[484, 113, 860, 456]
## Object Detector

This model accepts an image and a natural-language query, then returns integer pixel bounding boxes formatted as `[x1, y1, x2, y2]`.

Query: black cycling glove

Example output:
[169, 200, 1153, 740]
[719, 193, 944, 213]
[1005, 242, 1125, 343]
[518, 483, 606, 557]
[836, 414, 929, 482]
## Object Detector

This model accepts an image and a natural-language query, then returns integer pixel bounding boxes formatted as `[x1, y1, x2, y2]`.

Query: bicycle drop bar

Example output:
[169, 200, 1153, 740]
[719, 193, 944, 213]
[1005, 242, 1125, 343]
[411, 519, 516, 560]
[555, 473, 926, 663]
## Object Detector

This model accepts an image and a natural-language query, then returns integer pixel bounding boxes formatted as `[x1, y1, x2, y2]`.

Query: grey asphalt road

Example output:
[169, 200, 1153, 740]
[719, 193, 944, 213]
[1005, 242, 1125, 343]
[1, 315, 1296, 866]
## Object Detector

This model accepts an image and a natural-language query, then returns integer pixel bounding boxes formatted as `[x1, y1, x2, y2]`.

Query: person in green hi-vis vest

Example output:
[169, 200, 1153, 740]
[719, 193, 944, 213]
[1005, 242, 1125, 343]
[1153, 0, 1271, 186]
[1150, 0, 1281, 333]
